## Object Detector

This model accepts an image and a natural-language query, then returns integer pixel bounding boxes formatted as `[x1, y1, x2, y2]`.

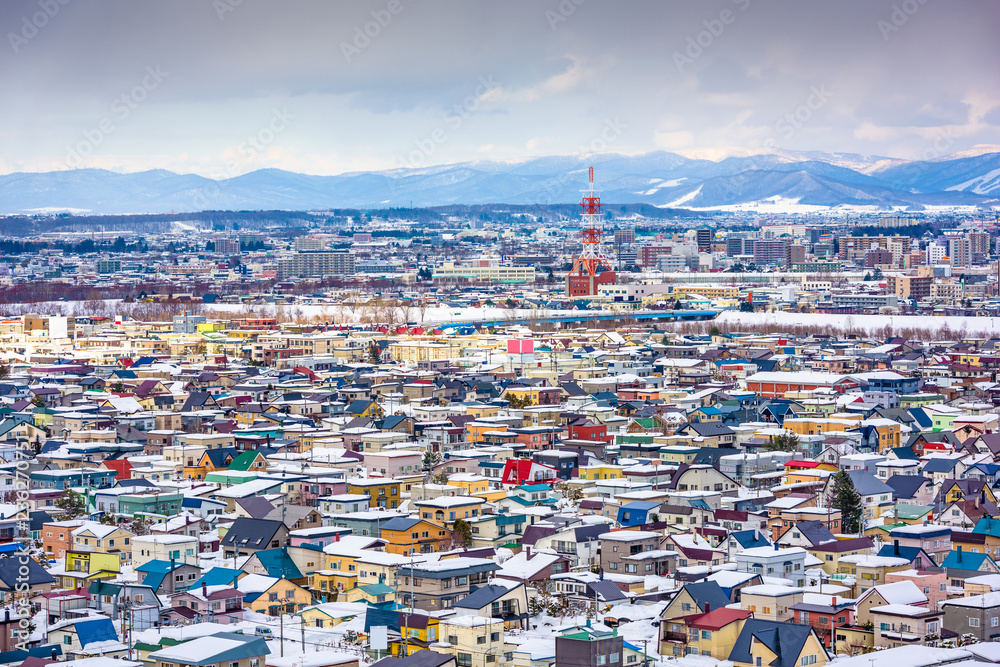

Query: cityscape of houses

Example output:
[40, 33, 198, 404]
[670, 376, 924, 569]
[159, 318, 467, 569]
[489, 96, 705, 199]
[0, 304, 998, 667]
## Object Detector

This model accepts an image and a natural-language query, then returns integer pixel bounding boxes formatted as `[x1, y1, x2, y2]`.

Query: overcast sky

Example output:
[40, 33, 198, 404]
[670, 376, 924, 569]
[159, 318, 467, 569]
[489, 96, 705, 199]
[1, 0, 997, 176]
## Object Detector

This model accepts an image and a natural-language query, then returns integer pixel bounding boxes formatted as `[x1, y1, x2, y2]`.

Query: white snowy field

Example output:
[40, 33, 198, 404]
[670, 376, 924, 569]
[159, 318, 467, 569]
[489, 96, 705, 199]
[202, 303, 599, 326]
[717, 310, 1000, 335]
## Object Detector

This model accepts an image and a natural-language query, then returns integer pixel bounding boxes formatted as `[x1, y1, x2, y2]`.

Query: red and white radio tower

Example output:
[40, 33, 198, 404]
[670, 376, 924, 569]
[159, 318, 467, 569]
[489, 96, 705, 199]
[566, 167, 616, 297]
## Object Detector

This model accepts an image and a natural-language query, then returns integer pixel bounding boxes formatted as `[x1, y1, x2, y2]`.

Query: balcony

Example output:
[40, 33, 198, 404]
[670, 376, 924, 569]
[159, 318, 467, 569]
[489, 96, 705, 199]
[662, 631, 688, 643]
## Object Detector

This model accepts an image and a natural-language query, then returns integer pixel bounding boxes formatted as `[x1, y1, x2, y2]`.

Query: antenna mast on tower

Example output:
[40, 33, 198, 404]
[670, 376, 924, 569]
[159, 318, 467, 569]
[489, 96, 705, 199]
[566, 167, 615, 297]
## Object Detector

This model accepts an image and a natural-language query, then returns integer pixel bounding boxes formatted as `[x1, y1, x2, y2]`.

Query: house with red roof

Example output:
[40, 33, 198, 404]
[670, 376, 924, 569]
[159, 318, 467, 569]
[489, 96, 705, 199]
[500, 459, 557, 485]
[661, 607, 752, 659]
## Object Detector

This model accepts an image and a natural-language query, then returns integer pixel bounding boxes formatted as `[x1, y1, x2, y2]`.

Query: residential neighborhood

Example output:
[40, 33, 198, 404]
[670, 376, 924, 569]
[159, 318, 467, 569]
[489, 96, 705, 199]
[2, 311, 1000, 667]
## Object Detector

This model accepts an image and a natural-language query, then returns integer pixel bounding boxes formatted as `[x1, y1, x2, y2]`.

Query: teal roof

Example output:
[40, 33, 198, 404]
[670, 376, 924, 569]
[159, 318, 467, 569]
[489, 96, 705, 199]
[188, 567, 242, 590]
[149, 632, 269, 665]
[518, 484, 551, 492]
[252, 548, 303, 579]
[136, 559, 185, 573]
[359, 583, 395, 596]
[942, 550, 995, 571]
[973, 516, 1000, 538]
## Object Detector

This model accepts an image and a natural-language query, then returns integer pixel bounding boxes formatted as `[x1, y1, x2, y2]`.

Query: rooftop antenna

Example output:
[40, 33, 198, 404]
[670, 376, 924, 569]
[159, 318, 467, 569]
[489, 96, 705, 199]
[567, 167, 615, 298]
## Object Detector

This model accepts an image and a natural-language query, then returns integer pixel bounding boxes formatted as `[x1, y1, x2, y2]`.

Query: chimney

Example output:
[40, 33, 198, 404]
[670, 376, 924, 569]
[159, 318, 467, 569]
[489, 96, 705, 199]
[52, 650, 58, 661]
[704, 603, 711, 613]
[893, 539, 899, 556]
[202, 581, 208, 597]
[958, 545, 963, 562]
[774, 542, 779, 551]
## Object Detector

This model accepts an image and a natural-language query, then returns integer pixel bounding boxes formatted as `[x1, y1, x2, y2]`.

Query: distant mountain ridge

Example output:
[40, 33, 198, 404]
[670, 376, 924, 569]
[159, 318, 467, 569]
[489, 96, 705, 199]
[1, 149, 999, 215]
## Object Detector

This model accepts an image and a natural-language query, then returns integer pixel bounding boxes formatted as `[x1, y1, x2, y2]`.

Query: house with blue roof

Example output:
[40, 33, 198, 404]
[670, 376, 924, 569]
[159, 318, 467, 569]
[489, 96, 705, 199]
[942, 546, 1000, 581]
[688, 406, 722, 423]
[973, 516, 1000, 538]
[659, 580, 731, 621]
[724, 530, 771, 560]
[726, 618, 827, 667]
[88, 580, 162, 630]
[48, 616, 126, 658]
[875, 542, 937, 569]
[242, 547, 304, 581]
[616, 501, 661, 527]
[136, 559, 202, 596]
[453, 581, 530, 628]
[187, 567, 243, 591]
[967, 463, 1000, 488]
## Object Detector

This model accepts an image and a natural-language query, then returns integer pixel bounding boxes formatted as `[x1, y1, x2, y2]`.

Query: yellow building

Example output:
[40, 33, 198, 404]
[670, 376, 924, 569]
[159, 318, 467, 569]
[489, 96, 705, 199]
[392, 611, 441, 656]
[387, 340, 460, 363]
[667, 609, 750, 660]
[242, 576, 313, 616]
[504, 386, 541, 405]
[860, 418, 902, 452]
[60, 551, 121, 589]
[346, 479, 402, 509]
[308, 570, 357, 601]
[730, 625, 827, 667]
[782, 417, 858, 438]
[434, 615, 509, 667]
[809, 539, 872, 576]
[446, 474, 492, 496]
[466, 422, 506, 444]
[342, 582, 396, 606]
[837, 554, 911, 597]
[70, 524, 135, 565]
[299, 604, 356, 629]
[578, 465, 624, 481]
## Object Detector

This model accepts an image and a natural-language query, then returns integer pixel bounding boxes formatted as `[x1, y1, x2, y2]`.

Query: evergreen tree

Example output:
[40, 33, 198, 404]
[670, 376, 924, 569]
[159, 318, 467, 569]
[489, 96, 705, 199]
[452, 518, 473, 549]
[422, 450, 441, 472]
[831, 469, 864, 535]
[55, 489, 87, 518]
[763, 432, 799, 452]
[367, 341, 382, 364]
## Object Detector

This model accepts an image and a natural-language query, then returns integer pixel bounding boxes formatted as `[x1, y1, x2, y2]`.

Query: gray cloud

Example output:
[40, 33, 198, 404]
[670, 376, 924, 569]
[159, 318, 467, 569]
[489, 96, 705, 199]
[0, 0, 997, 175]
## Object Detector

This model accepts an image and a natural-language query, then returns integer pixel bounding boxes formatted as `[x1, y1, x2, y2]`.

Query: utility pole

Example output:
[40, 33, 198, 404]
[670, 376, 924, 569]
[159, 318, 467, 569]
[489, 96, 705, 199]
[280, 611, 284, 657]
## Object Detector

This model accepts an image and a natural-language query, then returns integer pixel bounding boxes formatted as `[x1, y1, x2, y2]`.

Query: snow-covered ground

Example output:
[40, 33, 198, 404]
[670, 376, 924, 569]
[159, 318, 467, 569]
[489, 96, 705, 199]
[717, 310, 1000, 336]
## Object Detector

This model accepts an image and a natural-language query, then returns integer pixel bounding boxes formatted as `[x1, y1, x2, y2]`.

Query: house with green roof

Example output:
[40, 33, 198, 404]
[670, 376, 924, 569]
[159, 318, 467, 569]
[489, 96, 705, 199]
[342, 582, 395, 606]
[893, 504, 933, 524]
[204, 470, 260, 487]
[119, 491, 184, 518]
[227, 451, 268, 472]
[148, 631, 270, 667]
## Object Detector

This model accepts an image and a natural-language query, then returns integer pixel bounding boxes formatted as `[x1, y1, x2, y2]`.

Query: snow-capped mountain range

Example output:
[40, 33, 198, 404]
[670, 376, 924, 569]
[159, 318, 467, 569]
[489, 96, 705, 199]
[2, 148, 999, 215]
